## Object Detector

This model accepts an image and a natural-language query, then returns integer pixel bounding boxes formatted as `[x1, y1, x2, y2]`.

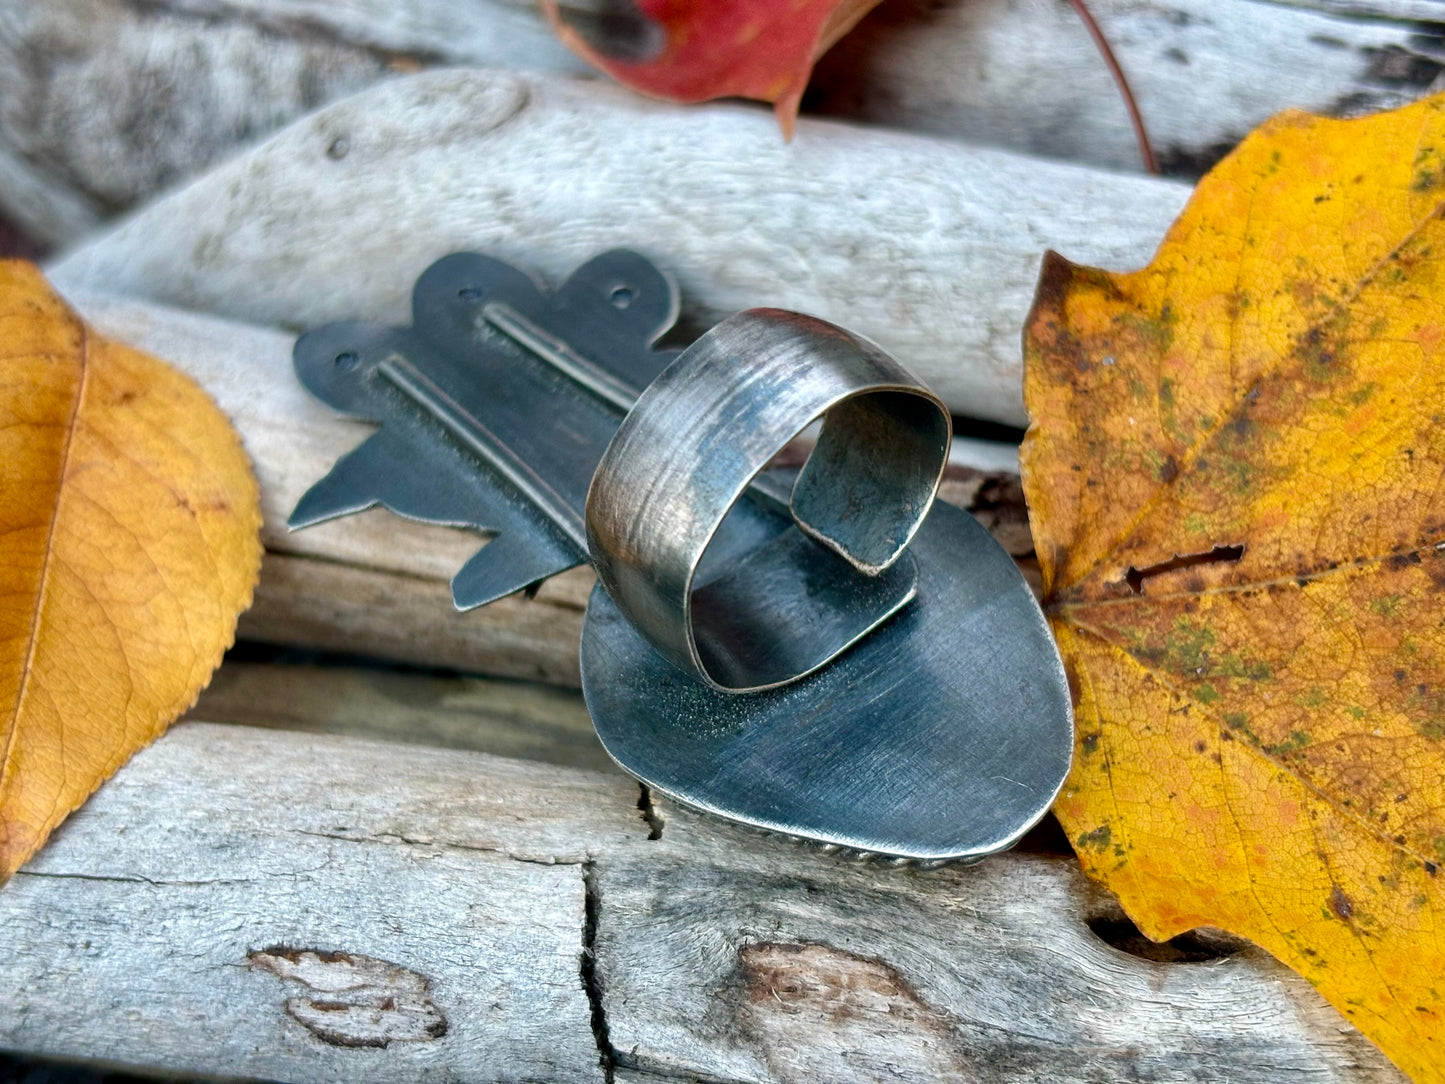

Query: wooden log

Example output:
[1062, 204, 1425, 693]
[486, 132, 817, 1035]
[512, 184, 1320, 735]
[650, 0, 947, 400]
[0, 0, 402, 244]
[241, 552, 589, 685]
[68, 290, 1035, 683]
[51, 68, 1192, 425]
[0, 722, 1402, 1081]
[600, 809, 1402, 1083]
[189, 659, 617, 772]
[4, 0, 1443, 246]
[67, 289, 591, 684]
[810, 0, 1445, 175]
[0, 723, 635, 1082]
[1267, 1, 1445, 17]
[154, 0, 587, 71]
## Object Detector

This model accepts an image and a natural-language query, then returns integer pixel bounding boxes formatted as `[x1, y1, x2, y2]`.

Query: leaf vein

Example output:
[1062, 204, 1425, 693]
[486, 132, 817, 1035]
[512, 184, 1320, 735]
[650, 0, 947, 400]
[1, 313, 88, 810]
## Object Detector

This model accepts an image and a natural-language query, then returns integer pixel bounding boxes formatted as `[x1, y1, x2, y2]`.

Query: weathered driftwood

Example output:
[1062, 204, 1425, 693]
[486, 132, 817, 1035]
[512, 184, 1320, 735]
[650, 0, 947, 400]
[51, 68, 1191, 425]
[1269, 0, 1445, 17]
[4, 0, 1443, 246]
[69, 290, 590, 684]
[191, 658, 617, 772]
[0, 0, 391, 243]
[0, 722, 1402, 1081]
[70, 290, 1035, 685]
[811, 0, 1445, 174]
[0, 724, 628, 1082]
[0, 0, 585, 245]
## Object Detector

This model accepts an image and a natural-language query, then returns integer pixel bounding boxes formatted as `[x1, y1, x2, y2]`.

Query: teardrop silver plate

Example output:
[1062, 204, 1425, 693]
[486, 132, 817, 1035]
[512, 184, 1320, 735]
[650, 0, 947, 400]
[581, 498, 1074, 862]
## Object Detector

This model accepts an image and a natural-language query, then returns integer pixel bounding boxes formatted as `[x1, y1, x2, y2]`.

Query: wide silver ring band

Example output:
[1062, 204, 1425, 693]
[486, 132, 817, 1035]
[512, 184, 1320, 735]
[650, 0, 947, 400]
[585, 308, 950, 692]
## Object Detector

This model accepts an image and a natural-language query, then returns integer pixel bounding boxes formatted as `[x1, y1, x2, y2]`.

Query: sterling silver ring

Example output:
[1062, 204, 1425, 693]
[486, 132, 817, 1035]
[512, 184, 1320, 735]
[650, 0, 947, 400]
[585, 308, 951, 693]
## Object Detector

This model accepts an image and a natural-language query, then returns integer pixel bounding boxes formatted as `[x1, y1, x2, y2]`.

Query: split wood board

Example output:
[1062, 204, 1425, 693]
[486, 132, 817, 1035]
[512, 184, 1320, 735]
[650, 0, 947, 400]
[0, 722, 1402, 1082]
[49, 68, 1191, 426]
[66, 289, 1033, 686]
[4, 0, 1443, 244]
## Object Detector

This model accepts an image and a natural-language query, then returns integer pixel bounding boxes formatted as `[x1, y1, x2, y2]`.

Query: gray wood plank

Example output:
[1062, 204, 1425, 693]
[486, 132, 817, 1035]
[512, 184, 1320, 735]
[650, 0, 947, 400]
[191, 659, 617, 772]
[50, 68, 1191, 426]
[0, 723, 1403, 1082]
[599, 802, 1402, 1083]
[6, 0, 1444, 243]
[1, 724, 642, 1082]
[811, 0, 1445, 175]
[59, 292, 1034, 685]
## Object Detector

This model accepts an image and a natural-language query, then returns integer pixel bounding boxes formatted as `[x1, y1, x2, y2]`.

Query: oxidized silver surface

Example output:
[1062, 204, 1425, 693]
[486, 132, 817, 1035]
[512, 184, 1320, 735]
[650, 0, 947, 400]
[587, 309, 950, 692]
[581, 498, 1070, 861]
[290, 249, 1074, 863]
[287, 250, 910, 641]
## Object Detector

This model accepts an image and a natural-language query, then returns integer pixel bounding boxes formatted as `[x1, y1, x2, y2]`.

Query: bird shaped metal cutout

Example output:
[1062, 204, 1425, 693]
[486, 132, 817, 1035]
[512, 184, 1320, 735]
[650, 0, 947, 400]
[289, 248, 1074, 863]
[288, 249, 683, 608]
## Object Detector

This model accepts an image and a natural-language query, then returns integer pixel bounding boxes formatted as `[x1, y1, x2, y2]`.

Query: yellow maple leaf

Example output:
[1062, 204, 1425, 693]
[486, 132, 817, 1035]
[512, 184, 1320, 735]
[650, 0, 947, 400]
[1022, 95, 1445, 1079]
[0, 262, 261, 880]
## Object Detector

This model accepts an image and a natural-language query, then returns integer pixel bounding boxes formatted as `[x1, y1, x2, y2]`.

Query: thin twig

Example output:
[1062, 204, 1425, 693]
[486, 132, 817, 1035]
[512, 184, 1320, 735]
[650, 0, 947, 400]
[1066, 0, 1158, 174]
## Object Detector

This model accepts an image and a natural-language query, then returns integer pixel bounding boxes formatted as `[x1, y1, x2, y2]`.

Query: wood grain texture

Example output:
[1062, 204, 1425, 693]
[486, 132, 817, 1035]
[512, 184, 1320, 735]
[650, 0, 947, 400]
[601, 805, 1404, 1083]
[191, 659, 616, 772]
[68, 290, 591, 685]
[1266, 0, 1445, 18]
[810, 0, 1445, 175]
[4, 0, 1443, 244]
[0, 723, 635, 1082]
[66, 291, 1036, 685]
[51, 68, 1191, 425]
[0, 722, 1403, 1081]
[142, 0, 587, 73]
[0, 0, 398, 243]
[242, 551, 587, 686]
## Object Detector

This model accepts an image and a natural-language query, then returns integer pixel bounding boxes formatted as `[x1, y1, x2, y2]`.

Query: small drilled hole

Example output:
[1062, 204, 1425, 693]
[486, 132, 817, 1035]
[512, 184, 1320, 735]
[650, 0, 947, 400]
[457, 286, 484, 300]
[609, 284, 635, 309]
[333, 351, 360, 371]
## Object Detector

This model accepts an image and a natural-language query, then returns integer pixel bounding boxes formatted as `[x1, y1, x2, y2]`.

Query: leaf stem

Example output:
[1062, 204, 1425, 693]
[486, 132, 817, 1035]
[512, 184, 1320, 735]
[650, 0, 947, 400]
[1066, 0, 1158, 175]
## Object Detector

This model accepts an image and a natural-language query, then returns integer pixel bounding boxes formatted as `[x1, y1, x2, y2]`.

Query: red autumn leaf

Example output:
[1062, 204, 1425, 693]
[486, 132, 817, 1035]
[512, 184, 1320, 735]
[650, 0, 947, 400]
[541, 0, 883, 137]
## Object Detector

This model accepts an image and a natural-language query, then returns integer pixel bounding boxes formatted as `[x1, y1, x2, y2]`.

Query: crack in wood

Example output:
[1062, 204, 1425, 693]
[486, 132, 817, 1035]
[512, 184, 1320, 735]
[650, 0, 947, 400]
[580, 859, 617, 1082]
[290, 827, 590, 865]
[11, 869, 255, 887]
[637, 784, 665, 841]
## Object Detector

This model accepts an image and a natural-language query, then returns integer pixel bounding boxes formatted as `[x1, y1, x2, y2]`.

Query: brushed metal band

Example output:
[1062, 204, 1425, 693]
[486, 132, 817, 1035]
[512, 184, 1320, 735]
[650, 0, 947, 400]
[585, 308, 951, 692]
